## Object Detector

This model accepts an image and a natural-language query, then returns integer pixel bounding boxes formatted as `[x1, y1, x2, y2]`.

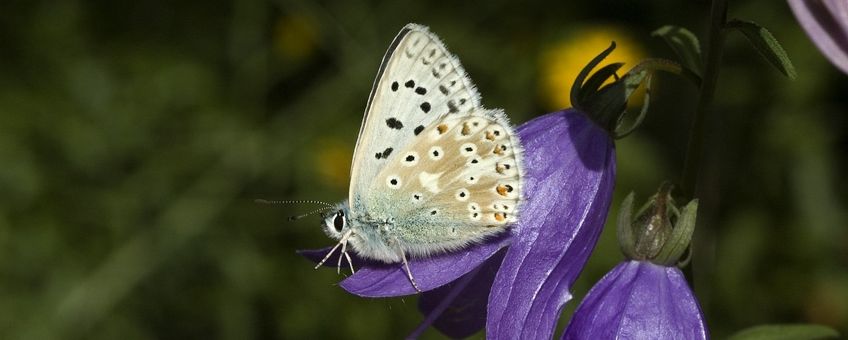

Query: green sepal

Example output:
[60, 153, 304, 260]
[578, 62, 625, 104]
[654, 198, 698, 266]
[727, 324, 840, 340]
[572, 44, 699, 137]
[726, 19, 797, 80]
[652, 25, 703, 76]
[616, 192, 637, 260]
[579, 71, 642, 133]
[571, 41, 617, 113]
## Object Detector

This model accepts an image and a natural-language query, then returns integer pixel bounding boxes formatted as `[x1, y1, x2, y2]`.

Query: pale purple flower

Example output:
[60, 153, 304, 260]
[788, 0, 848, 74]
[301, 109, 616, 338]
[562, 260, 708, 340]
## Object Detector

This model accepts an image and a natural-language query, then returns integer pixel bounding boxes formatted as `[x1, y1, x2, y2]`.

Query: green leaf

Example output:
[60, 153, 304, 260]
[726, 19, 797, 79]
[652, 25, 703, 76]
[727, 324, 840, 340]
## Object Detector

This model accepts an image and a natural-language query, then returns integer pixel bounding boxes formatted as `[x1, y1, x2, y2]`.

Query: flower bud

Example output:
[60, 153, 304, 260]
[617, 184, 698, 266]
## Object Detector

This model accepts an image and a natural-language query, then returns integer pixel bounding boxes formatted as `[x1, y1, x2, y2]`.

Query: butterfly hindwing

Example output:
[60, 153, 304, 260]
[370, 111, 522, 257]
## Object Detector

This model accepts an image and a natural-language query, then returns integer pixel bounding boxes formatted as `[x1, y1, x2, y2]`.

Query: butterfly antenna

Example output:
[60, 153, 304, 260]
[288, 206, 334, 221]
[254, 199, 333, 208]
[254, 199, 335, 221]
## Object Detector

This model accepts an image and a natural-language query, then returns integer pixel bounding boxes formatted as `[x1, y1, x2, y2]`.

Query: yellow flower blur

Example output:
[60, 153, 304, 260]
[313, 139, 352, 190]
[273, 15, 319, 62]
[540, 25, 646, 110]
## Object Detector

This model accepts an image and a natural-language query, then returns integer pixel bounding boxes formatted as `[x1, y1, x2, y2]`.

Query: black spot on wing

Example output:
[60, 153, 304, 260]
[391, 81, 399, 91]
[386, 118, 404, 129]
[415, 87, 427, 95]
[405, 80, 415, 88]
[447, 100, 458, 113]
[414, 125, 424, 135]
[375, 147, 394, 159]
[439, 85, 449, 95]
[420, 102, 431, 113]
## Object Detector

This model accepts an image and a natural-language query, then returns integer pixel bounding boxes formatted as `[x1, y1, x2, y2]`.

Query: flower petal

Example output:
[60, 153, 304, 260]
[413, 249, 507, 338]
[562, 261, 708, 340]
[339, 232, 510, 297]
[788, 0, 848, 74]
[487, 109, 617, 339]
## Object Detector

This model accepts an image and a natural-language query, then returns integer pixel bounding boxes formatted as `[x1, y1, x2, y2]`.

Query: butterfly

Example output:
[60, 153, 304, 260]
[315, 23, 523, 292]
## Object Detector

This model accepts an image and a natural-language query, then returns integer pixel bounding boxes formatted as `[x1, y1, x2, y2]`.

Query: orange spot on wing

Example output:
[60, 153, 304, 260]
[493, 145, 504, 155]
[461, 123, 471, 135]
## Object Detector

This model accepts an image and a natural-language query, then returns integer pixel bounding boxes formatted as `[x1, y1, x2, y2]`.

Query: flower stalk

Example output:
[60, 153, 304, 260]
[680, 0, 727, 199]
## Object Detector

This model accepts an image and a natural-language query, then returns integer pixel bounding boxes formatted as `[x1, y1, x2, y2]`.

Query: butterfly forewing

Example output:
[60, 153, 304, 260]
[349, 24, 482, 207]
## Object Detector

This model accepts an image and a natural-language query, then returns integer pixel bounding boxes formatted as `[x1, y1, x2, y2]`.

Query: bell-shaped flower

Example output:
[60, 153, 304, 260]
[562, 186, 708, 340]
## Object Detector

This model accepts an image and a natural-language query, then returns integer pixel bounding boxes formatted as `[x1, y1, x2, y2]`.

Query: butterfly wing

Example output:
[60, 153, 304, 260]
[349, 24, 523, 258]
[349, 24, 482, 208]
[371, 111, 523, 257]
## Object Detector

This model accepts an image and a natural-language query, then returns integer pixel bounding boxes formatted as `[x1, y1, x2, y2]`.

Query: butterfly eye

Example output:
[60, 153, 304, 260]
[333, 210, 345, 232]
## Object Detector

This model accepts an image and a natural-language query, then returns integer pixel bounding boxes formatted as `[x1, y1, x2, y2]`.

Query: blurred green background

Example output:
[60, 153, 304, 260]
[1, 0, 846, 338]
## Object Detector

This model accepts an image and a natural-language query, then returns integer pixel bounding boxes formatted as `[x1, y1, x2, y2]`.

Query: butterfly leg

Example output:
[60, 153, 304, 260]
[399, 250, 422, 293]
[314, 242, 342, 270]
[344, 251, 356, 274]
[337, 236, 349, 274]
[315, 230, 354, 271]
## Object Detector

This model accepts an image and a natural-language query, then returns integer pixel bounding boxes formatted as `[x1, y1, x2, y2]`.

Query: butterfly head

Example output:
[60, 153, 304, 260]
[321, 201, 352, 240]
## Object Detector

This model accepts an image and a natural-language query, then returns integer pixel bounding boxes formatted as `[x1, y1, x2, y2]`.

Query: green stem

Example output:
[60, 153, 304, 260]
[680, 0, 727, 199]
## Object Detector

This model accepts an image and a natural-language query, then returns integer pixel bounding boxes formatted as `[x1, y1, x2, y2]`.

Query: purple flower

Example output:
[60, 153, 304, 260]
[560, 185, 706, 339]
[562, 260, 708, 340]
[787, 0, 848, 74]
[301, 109, 616, 338]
